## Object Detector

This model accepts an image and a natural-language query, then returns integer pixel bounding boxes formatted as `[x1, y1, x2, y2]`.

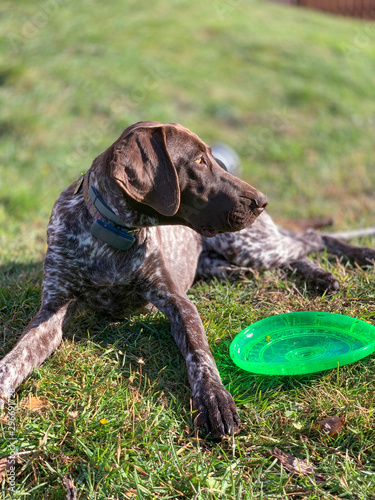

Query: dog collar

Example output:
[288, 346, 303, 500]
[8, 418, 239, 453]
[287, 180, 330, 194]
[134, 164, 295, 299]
[77, 173, 136, 251]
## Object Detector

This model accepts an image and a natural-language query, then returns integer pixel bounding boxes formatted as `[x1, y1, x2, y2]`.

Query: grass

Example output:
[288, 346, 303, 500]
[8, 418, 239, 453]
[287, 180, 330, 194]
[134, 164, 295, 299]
[1, 0, 375, 497]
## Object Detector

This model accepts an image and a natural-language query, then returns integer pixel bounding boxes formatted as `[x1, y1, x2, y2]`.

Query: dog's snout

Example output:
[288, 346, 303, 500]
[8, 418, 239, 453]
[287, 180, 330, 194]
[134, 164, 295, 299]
[251, 194, 268, 215]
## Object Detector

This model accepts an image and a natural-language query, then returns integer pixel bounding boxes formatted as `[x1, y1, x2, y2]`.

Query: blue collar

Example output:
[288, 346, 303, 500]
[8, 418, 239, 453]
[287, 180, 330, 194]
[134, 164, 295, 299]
[78, 173, 136, 251]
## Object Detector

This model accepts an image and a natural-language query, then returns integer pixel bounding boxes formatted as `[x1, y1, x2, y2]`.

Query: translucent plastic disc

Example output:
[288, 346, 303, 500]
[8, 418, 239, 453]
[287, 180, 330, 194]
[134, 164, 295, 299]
[230, 312, 375, 375]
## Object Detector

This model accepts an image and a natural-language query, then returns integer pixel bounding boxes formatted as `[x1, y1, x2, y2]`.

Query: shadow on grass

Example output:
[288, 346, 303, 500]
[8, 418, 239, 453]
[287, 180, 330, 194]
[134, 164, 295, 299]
[1, 260, 190, 409]
[67, 308, 190, 399]
[0, 261, 44, 353]
[213, 338, 330, 408]
[0, 260, 44, 284]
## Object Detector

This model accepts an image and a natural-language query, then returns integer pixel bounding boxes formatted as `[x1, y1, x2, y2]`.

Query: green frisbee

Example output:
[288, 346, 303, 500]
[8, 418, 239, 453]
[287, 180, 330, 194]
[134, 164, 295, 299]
[230, 311, 375, 375]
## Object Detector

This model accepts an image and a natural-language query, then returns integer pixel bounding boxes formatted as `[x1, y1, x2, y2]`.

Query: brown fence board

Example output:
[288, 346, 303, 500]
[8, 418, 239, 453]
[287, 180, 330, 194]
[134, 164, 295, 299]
[272, 0, 375, 19]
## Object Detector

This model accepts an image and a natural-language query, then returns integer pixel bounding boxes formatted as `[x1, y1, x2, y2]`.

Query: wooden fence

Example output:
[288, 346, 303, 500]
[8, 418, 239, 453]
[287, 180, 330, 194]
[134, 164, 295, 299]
[272, 0, 375, 19]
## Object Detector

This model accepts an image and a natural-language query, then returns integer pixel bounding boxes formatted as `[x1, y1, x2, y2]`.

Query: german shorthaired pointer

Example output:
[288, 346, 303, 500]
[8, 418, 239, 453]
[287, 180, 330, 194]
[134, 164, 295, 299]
[1, 121, 374, 439]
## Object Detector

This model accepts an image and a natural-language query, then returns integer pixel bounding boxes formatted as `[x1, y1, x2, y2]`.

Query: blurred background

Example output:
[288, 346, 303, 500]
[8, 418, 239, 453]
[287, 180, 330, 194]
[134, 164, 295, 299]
[1, 0, 375, 262]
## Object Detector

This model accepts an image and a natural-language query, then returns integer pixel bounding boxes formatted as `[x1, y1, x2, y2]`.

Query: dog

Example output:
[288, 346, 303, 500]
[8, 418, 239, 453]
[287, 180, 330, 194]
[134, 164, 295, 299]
[1, 121, 374, 439]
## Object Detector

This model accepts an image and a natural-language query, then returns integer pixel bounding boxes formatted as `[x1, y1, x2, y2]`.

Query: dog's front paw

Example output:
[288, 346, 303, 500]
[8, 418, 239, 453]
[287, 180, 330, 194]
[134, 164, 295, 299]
[311, 271, 340, 294]
[192, 382, 240, 439]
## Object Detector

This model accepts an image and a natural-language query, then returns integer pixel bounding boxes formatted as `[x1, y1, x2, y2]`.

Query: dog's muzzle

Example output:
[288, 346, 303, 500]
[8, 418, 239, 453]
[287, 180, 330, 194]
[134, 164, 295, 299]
[227, 195, 268, 230]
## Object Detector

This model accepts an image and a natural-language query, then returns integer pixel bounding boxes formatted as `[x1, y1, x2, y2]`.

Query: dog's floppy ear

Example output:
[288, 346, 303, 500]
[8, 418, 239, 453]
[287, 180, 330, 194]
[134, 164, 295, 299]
[110, 124, 180, 216]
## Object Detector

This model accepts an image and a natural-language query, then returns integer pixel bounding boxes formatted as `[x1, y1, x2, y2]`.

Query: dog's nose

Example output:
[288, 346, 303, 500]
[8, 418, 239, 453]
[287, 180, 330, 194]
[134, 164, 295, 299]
[251, 194, 268, 216]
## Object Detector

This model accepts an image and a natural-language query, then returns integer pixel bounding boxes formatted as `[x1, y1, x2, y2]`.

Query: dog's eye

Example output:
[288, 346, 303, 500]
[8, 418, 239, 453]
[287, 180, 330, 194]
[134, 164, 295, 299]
[195, 157, 205, 165]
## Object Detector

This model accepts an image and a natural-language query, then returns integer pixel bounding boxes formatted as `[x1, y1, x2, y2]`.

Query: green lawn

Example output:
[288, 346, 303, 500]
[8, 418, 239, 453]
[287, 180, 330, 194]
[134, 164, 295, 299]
[1, 0, 375, 498]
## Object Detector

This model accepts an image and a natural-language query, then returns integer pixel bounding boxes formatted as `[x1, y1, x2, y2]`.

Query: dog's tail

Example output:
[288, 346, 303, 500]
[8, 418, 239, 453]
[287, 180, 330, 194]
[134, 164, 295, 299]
[322, 227, 375, 240]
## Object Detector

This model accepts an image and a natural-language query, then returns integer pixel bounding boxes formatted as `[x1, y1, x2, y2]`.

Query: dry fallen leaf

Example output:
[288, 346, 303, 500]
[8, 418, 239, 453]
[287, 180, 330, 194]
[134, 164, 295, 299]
[313, 415, 345, 437]
[0, 455, 20, 483]
[62, 475, 77, 500]
[20, 395, 48, 412]
[270, 448, 327, 484]
[270, 447, 315, 476]
[340, 474, 349, 489]
[0, 457, 10, 482]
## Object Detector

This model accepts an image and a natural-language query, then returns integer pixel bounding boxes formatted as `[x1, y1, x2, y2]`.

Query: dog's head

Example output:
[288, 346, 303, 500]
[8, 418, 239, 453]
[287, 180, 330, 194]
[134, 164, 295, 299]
[103, 121, 267, 236]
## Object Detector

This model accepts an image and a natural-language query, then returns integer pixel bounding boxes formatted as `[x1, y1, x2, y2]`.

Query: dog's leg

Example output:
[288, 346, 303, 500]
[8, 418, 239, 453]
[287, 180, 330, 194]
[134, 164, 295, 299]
[287, 257, 340, 293]
[322, 235, 375, 267]
[0, 300, 74, 407]
[148, 290, 240, 439]
[203, 213, 350, 292]
[204, 212, 325, 270]
[196, 250, 251, 280]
